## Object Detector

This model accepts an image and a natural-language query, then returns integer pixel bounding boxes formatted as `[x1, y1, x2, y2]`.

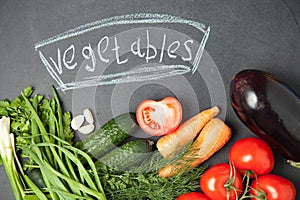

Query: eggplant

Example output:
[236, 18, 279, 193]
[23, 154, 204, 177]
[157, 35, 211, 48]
[230, 69, 300, 167]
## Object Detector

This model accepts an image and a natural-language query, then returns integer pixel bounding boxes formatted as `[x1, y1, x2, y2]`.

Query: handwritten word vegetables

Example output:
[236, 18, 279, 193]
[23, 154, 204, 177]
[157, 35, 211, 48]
[136, 96, 182, 136]
[159, 118, 231, 178]
[39, 30, 195, 75]
[156, 106, 220, 158]
[230, 69, 300, 167]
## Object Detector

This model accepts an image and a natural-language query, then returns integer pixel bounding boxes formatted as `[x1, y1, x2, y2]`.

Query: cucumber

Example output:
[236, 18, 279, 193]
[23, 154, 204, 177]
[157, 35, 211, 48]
[26, 169, 46, 188]
[96, 139, 154, 171]
[76, 113, 137, 159]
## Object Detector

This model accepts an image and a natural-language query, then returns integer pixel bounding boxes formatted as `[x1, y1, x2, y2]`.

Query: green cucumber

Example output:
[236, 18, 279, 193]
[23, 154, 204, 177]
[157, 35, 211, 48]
[96, 139, 154, 171]
[76, 113, 137, 159]
[26, 169, 46, 188]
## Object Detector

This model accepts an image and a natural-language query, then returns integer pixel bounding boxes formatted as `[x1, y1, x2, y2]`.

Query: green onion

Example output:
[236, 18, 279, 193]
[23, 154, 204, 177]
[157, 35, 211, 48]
[0, 87, 107, 199]
[0, 117, 23, 199]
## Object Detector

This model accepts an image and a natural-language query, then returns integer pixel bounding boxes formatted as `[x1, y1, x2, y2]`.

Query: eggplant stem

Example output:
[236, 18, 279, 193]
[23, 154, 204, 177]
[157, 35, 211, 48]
[287, 160, 300, 168]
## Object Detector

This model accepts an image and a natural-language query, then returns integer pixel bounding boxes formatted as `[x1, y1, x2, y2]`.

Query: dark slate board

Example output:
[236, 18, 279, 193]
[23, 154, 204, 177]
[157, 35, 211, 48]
[0, 0, 299, 199]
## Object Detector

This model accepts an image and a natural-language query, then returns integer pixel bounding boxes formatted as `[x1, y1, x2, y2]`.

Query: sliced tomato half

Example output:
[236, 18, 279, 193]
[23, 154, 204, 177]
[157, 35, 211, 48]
[136, 96, 182, 136]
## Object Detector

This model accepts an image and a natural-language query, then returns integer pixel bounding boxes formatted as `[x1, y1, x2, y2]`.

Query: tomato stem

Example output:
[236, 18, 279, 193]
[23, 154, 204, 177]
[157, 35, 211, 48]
[238, 170, 255, 200]
[237, 170, 269, 200]
[240, 171, 251, 198]
[224, 162, 239, 200]
[287, 160, 300, 168]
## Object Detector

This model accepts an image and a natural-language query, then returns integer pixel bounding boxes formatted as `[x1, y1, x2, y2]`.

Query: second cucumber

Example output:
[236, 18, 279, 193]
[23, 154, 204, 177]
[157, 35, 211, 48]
[96, 138, 154, 171]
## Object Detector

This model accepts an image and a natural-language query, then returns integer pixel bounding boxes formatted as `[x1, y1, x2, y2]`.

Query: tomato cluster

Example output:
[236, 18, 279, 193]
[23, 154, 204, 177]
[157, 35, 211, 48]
[177, 137, 296, 200]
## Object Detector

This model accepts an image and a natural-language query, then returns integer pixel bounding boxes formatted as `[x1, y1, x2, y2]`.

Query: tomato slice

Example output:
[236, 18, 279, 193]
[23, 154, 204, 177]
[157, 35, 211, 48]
[136, 96, 182, 136]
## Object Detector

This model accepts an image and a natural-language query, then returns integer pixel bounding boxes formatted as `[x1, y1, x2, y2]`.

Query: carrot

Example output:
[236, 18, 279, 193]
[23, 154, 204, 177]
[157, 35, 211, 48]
[156, 106, 220, 159]
[158, 118, 231, 178]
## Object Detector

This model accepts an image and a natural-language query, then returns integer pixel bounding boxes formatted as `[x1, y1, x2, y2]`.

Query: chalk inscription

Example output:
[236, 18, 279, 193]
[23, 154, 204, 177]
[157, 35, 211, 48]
[34, 13, 210, 91]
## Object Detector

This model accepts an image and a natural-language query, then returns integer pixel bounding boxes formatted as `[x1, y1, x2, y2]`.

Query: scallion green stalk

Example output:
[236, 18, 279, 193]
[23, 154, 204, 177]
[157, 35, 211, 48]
[0, 116, 24, 200]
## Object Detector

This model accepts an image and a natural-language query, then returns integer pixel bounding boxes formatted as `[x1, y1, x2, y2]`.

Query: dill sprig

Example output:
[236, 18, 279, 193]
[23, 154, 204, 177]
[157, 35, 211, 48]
[97, 151, 207, 200]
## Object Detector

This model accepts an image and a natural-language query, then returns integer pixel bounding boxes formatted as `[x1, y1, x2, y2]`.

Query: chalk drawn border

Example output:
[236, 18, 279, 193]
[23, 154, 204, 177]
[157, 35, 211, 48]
[34, 13, 210, 91]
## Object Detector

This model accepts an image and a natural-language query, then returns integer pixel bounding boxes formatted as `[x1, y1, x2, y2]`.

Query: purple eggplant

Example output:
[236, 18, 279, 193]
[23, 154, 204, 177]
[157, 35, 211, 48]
[230, 69, 300, 167]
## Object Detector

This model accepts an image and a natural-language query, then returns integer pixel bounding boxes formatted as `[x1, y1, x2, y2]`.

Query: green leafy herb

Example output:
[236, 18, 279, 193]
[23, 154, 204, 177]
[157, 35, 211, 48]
[97, 151, 207, 200]
[0, 86, 74, 167]
[0, 86, 106, 200]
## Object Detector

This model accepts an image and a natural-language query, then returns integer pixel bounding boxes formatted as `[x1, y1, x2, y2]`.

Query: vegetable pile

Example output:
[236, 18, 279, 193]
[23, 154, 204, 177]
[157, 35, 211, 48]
[0, 87, 211, 200]
[177, 137, 296, 200]
[135, 98, 232, 177]
[0, 87, 106, 200]
[1, 67, 298, 200]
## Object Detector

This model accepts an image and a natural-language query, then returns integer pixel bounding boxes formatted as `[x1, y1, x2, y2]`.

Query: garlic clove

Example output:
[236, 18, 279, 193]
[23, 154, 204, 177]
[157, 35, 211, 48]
[83, 108, 94, 124]
[78, 123, 95, 134]
[71, 115, 85, 130]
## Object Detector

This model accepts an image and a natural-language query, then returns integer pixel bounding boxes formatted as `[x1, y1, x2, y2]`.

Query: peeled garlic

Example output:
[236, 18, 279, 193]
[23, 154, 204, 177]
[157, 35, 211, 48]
[78, 123, 95, 134]
[71, 115, 84, 130]
[83, 108, 94, 124]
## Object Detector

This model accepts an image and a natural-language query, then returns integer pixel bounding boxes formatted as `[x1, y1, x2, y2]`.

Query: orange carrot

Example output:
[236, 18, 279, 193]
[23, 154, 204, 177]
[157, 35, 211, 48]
[156, 106, 220, 159]
[158, 118, 231, 178]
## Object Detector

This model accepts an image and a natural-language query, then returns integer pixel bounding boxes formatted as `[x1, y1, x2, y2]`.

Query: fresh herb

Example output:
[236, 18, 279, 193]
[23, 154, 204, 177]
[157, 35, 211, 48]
[0, 86, 74, 166]
[22, 135, 106, 200]
[0, 86, 106, 200]
[97, 151, 207, 200]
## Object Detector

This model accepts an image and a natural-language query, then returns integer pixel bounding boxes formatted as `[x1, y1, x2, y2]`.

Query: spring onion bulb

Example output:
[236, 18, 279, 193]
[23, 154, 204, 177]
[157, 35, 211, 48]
[0, 116, 24, 200]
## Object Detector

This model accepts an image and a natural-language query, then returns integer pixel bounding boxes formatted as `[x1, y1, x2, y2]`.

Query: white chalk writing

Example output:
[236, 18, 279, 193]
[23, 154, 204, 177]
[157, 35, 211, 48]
[34, 13, 210, 91]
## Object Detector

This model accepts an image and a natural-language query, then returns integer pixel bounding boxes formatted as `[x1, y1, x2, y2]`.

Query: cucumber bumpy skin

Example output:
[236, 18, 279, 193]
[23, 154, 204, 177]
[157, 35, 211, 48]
[96, 139, 154, 171]
[76, 113, 138, 159]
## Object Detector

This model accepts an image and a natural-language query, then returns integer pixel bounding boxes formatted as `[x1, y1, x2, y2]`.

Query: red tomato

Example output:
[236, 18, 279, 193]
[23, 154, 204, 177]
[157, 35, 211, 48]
[136, 96, 182, 136]
[250, 174, 296, 200]
[200, 163, 243, 200]
[177, 192, 211, 200]
[228, 137, 274, 175]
